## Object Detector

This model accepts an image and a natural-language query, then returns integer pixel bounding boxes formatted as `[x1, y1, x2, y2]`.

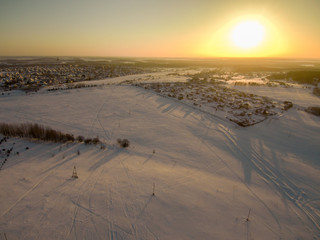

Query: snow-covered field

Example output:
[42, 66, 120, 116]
[0, 72, 320, 239]
[230, 84, 320, 108]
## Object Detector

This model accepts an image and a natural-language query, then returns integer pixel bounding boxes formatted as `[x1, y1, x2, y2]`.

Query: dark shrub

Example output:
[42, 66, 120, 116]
[117, 138, 130, 148]
[92, 137, 100, 145]
[84, 138, 93, 144]
[313, 87, 320, 97]
[306, 106, 320, 116]
[65, 134, 75, 142]
[76, 135, 84, 142]
[283, 101, 293, 110]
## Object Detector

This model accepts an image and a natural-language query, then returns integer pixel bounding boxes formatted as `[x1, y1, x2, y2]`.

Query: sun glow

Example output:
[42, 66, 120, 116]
[197, 14, 287, 58]
[230, 20, 265, 49]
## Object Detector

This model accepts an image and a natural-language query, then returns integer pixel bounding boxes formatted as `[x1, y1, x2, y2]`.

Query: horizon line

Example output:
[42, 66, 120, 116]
[1, 55, 320, 61]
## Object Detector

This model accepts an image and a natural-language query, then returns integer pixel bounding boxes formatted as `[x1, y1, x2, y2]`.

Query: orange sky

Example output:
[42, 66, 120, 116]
[1, 0, 319, 58]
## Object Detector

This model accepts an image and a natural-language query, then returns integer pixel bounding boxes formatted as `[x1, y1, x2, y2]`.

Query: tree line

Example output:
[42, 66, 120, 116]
[0, 123, 101, 144]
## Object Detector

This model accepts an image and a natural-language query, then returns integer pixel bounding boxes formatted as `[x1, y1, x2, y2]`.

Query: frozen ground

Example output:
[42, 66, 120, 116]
[0, 73, 320, 240]
[230, 84, 320, 108]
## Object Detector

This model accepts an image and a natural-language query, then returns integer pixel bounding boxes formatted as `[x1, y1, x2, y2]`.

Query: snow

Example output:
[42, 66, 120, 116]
[230, 85, 320, 108]
[228, 77, 266, 85]
[0, 74, 320, 239]
[79, 70, 192, 86]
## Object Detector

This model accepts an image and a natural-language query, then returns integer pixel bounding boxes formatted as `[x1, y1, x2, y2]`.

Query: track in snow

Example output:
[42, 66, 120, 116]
[217, 123, 320, 236]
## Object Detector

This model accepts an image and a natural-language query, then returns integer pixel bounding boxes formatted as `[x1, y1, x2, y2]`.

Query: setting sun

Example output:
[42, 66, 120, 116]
[197, 14, 288, 58]
[230, 20, 265, 49]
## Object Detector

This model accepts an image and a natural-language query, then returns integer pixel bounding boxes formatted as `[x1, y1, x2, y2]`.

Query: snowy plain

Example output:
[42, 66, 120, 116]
[0, 71, 320, 240]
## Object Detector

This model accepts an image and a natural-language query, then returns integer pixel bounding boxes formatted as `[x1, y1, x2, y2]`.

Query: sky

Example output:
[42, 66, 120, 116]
[0, 0, 320, 58]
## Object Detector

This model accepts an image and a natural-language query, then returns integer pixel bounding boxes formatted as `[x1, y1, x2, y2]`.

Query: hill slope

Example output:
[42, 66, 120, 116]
[0, 84, 319, 239]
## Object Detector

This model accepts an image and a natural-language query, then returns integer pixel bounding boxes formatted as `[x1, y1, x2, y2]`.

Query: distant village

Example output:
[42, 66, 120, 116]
[0, 64, 146, 92]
